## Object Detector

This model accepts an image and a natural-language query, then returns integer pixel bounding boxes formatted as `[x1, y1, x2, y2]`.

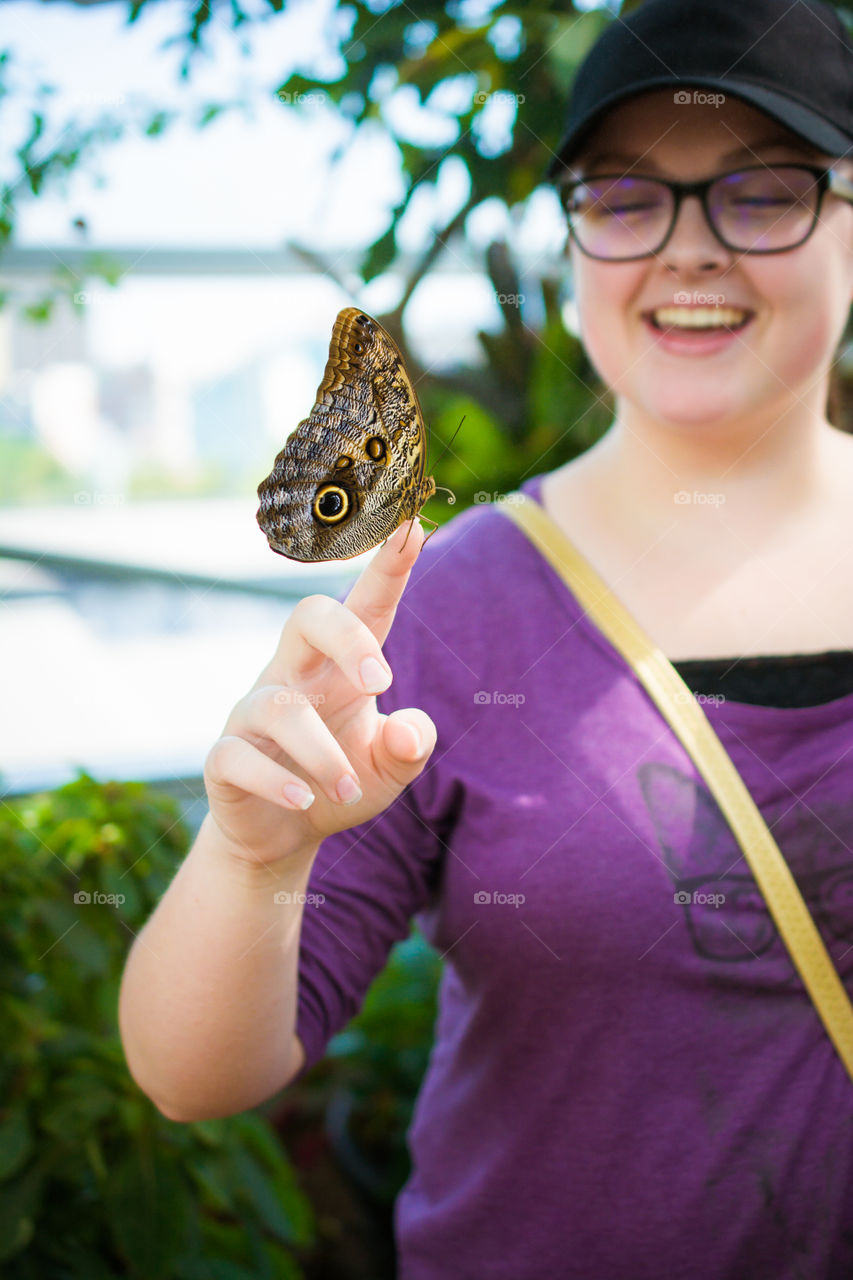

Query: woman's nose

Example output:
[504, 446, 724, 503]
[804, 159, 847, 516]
[659, 194, 732, 270]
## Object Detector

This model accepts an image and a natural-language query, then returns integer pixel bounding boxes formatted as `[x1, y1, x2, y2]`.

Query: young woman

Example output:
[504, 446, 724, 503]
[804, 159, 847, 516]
[119, 0, 853, 1275]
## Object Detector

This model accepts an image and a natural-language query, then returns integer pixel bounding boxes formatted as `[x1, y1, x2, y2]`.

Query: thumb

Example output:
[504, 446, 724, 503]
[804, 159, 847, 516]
[379, 708, 436, 773]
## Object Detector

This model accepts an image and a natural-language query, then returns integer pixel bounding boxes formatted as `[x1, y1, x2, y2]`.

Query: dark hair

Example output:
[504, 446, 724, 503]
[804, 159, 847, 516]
[827, 364, 848, 432]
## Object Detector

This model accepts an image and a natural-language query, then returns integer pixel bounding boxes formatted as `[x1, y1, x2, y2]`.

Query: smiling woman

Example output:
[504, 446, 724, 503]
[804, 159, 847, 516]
[539, 69, 853, 663]
[554, 95, 853, 429]
[118, 2, 853, 1279]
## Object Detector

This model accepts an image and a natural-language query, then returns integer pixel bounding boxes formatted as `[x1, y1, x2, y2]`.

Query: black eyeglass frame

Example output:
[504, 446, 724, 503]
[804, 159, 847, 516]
[560, 163, 853, 262]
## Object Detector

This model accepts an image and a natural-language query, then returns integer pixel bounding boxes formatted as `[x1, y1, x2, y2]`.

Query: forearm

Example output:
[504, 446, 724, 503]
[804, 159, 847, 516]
[118, 812, 319, 1122]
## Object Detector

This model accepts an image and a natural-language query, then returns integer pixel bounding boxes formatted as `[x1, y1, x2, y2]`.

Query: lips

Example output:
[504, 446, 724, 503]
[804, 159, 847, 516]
[641, 309, 755, 356]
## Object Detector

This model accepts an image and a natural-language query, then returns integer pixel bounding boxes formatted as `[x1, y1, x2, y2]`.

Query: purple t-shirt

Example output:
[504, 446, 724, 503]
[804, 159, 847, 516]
[293, 472, 853, 1280]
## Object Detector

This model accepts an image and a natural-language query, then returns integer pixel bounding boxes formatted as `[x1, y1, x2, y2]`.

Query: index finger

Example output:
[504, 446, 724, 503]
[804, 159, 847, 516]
[343, 516, 426, 647]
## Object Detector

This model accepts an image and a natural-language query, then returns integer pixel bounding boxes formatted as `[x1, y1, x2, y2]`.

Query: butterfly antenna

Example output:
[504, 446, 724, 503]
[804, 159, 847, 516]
[425, 415, 465, 474]
[394, 415, 465, 556]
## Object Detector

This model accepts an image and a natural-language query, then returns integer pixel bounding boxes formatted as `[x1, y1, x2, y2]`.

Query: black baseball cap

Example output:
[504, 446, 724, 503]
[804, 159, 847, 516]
[546, 0, 853, 181]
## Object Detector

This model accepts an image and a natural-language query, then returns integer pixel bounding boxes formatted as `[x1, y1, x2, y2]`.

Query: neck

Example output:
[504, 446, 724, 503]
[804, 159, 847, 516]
[576, 394, 844, 533]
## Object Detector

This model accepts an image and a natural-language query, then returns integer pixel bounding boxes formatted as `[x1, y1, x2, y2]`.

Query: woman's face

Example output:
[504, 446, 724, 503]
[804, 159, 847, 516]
[566, 89, 853, 434]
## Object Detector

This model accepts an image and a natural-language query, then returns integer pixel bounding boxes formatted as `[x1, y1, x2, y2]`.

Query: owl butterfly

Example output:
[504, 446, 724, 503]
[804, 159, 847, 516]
[256, 307, 455, 562]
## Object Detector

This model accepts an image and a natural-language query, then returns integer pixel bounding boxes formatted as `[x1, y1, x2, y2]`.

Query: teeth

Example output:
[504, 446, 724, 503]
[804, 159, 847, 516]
[651, 306, 749, 329]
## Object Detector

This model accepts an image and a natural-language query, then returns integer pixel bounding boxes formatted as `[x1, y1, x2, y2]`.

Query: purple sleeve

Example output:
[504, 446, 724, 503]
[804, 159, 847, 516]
[290, 574, 453, 1081]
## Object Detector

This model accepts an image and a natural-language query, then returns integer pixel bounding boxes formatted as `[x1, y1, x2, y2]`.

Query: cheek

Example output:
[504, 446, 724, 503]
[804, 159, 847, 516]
[746, 251, 842, 380]
[571, 256, 645, 383]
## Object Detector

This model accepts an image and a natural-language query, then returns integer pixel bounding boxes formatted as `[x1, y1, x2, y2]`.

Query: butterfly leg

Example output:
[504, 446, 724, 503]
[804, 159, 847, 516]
[396, 512, 439, 553]
[420, 515, 440, 545]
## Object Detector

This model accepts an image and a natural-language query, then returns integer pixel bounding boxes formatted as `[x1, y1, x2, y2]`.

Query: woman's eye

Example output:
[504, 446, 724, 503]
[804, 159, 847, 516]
[610, 202, 656, 214]
[583, 201, 658, 218]
[733, 197, 793, 206]
[730, 197, 797, 212]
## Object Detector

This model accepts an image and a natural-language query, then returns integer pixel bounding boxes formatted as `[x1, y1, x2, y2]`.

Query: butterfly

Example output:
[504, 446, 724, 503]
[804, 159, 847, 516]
[256, 307, 454, 562]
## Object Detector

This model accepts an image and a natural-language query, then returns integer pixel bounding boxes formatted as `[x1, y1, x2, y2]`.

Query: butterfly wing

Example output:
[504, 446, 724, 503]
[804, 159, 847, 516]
[256, 308, 436, 562]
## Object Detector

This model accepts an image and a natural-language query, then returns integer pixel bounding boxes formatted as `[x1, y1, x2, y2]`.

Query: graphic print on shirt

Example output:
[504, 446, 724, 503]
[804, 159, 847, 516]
[637, 761, 853, 982]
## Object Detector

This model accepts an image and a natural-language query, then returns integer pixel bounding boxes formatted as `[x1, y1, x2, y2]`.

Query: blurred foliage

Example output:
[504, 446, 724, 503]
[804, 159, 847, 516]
[1, 0, 851, 505]
[0, 1, 636, 510]
[0, 438, 77, 505]
[313, 929, 443, 1205]
[126, 459, 249, 501]
[0, 771, 444, 1276]
[0, 440, 255, 506]
[0, 774, 315, 1278]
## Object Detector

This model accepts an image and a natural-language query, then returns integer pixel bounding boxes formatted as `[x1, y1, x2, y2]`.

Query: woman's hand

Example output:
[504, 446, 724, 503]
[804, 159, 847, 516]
[203, 518, 436, 867]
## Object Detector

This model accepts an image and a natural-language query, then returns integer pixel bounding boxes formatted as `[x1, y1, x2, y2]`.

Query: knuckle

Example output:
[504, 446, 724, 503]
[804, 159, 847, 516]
[266, 684, 307, 714]
[204, 735, 237, 780]
[360, 596, 391, 625]
[296, 592, 335, 621]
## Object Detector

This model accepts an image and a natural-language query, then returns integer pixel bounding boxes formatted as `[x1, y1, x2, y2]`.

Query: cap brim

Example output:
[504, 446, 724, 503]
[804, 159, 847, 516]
[546, 76, 853, 181]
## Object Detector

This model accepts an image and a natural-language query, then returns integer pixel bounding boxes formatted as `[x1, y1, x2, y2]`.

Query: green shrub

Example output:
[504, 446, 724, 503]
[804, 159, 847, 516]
[315, 928, 443, 1205]
[0, 773, 315, 1280]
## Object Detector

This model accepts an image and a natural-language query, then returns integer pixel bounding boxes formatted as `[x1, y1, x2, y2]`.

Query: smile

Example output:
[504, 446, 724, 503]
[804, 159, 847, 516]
[641, 306, 756, 356]
[646, 305, 753, 331]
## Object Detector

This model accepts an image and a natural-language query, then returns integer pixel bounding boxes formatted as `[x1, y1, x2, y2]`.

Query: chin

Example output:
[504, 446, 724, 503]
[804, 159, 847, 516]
[642, 396, 747, 430]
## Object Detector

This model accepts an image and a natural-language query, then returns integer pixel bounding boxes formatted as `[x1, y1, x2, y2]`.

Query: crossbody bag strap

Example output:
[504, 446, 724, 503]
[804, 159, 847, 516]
[499, 490, 853, 1084]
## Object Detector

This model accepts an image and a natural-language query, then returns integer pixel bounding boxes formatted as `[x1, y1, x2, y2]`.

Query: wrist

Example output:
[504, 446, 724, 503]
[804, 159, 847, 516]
[199, 813, 321, 883]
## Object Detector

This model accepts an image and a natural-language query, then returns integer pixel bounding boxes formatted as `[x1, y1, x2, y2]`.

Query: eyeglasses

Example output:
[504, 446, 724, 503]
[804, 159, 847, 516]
[561, 164, 853, 262]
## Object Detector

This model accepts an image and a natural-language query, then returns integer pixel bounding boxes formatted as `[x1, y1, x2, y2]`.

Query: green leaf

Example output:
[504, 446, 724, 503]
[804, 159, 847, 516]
[35, 900, 111, 980]
[198, 101, 227, 126]
[0, 1161, 44, 1261]
[145, 110, 175, 137]
[100, 860, 142, 918]
[360, 222, 398, 284]
[258, 1242, 305, 1280]
[228, 1146, 306, 1246]
[202, 1262, 265, 1280]
[0, 1104, 33, 1181]
[103, 1150, 189, 1273]
[40, 1078, 116, 1140]
[190, 1116, 228, 1147]
[187, 1152, 238, 1214]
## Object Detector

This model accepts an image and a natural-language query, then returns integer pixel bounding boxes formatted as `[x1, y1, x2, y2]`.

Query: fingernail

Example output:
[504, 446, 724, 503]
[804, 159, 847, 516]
[336, 775, 362, 805]
[360, 657, 391, 693]
[284, 783, 315, 809]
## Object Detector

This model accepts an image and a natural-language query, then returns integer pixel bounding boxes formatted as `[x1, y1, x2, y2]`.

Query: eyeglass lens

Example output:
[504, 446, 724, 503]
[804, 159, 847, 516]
[566, 167, 821, 258]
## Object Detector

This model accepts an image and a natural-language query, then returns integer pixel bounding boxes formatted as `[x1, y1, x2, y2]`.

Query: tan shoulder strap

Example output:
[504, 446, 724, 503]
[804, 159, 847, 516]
[499, 490, 853, 1083]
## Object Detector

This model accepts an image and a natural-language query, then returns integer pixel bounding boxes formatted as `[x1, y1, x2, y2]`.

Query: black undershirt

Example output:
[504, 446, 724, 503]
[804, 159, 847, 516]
[670, 649, 853, 709]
